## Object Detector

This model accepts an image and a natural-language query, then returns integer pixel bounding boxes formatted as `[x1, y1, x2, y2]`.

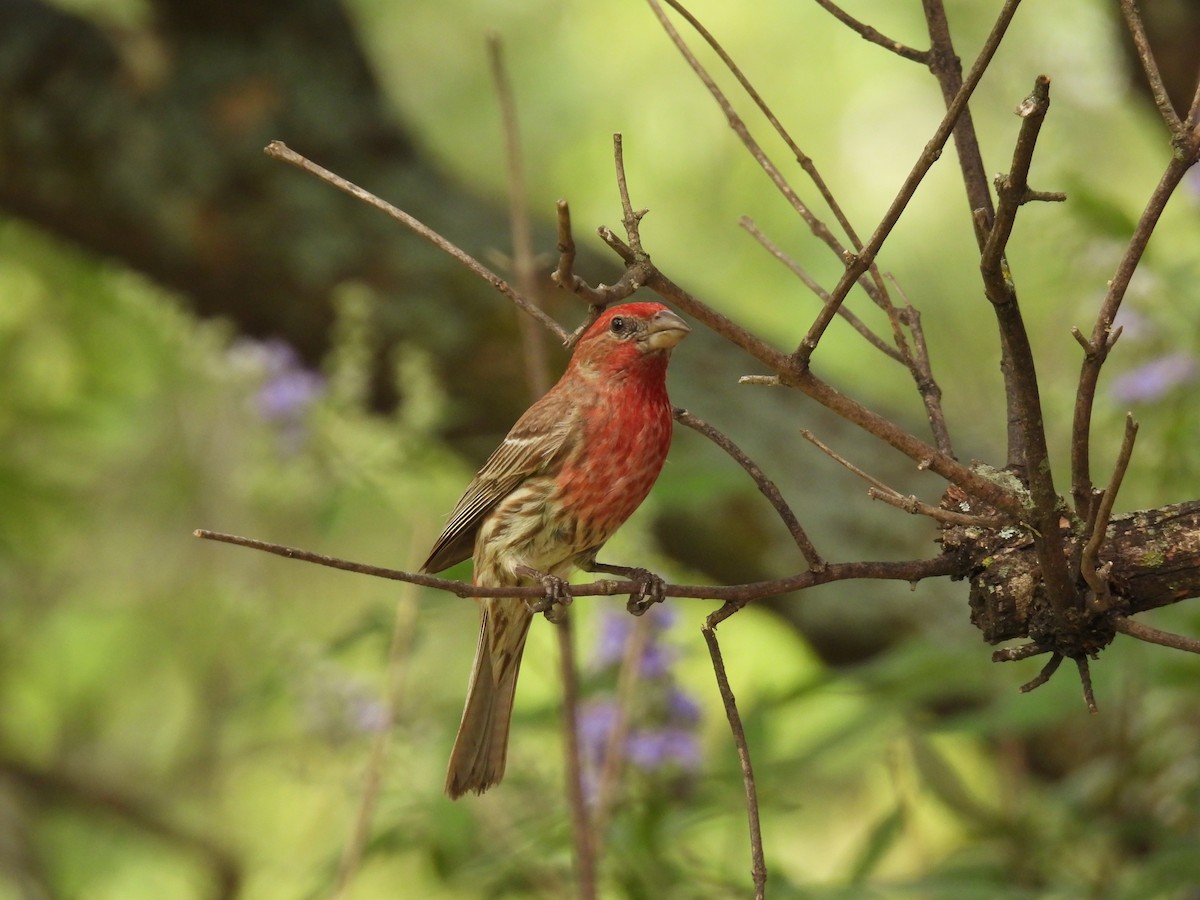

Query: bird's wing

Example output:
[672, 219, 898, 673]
[421, 397, 577, 574]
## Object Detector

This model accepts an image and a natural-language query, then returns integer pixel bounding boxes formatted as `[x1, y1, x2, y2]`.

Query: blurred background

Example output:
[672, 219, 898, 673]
[3, 0, 1200, 897]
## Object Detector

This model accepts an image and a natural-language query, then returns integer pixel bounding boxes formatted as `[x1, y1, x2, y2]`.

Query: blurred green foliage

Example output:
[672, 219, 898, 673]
[6, 1, 1200, 898]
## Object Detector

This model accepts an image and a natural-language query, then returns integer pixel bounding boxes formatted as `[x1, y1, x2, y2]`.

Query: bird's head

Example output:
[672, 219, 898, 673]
[569, 303, 690, 377]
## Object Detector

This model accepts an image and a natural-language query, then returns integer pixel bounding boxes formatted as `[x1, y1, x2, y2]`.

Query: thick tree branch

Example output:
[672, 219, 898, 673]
[958, 499, 1200, 647]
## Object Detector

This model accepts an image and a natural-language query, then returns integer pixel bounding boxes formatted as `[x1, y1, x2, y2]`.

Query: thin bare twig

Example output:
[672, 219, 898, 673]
[332, 571, 419, 899]
[814, 0, 930, 63]
[979, 76, 1054, 300]
[800, 430, 1005, 529]
[1119, 0, 1185, 132]
[1080, 414, 1139, 600]
[795, 0, 1026, 362]
[702, 624, 767, 900]
[992, 642, 1051, 663]
[663, 0, 884, 276]
[194, 529, 964, 607]
[486, 49, 595, 881]
[764, 371, 1027, 518]
[1071, 159, 1200, 517]
[555, 137, 660, 345]
[591, 615, 653, 849]
[1075, 657, 1098, 714]
[645, 0, 888, 313]
[551, 200, 641, 333]
[554, 612, 598, 900]
[677, 408, 825, 569]
[739, 217, 904, 363]
[866, 487, 1006, 529]
[487, 33, 552, 396]
[885, 275, 954, 457]
[264, 140, 571, 345]
[1018, 652, 1062, 692]
[922, 0, 997, 229]
[612, 134, 648, 258]
[1113, 616, 1200, 654]
[598, 229, 794, 373]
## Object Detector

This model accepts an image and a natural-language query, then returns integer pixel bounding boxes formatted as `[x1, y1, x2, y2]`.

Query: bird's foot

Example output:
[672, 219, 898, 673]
[623, 567, 666, 616]
[516, 565, 572, 623]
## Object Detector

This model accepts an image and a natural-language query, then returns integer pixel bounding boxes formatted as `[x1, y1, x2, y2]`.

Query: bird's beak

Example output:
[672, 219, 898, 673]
[640, 309, 691, 352]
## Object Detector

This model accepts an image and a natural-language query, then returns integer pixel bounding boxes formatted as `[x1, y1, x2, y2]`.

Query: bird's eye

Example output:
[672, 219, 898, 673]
[610, 316, 626, 334]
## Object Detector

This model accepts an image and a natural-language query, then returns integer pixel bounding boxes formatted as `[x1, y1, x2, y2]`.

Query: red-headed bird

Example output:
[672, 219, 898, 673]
[421, 302, 690, 798]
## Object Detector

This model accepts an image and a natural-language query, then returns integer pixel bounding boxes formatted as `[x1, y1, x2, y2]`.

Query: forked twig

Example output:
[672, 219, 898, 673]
[1071, 16, 1200, 517]
[702, 623, 766, 900]
[663, 0, 883, 273]
[794, 0, 1026, 362]
[555, 136, 658, 344]
[645, 0, 890, 314]
[970, 75, 1079, 635]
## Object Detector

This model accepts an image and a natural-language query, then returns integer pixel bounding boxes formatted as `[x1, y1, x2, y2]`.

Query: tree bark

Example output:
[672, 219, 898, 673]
[948, 498, 1200, 646]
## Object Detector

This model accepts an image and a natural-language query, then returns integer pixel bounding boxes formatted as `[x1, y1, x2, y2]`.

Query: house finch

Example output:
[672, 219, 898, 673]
[421, 302, 690, 799]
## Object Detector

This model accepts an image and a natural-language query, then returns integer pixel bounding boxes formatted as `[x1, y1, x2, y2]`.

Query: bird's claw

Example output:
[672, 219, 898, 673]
[624, 568, 666, 616]
[516, 565, 572, 622]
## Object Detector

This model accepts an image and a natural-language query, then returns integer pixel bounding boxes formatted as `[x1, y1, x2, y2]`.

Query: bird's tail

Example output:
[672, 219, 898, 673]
[445, 600, 533, 799]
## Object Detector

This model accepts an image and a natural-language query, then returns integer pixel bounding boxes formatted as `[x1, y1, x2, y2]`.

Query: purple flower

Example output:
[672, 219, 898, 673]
[581, 605, 704, 788]
[577, 700, 619, 763]
[302, 671, 390, 741]
[227, 338, 325, 452]
[1110, 353, 1198, 404]
[626, 727, 702, 771]
[593, 613, 634, 669]
[592, 604, 679, 672]
[254, 339, 324, 421]
[666, 687, 702, 724]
